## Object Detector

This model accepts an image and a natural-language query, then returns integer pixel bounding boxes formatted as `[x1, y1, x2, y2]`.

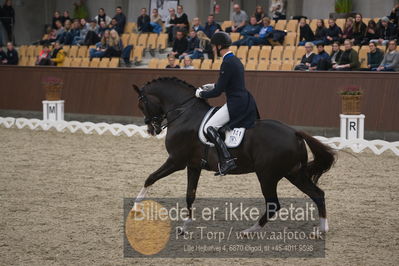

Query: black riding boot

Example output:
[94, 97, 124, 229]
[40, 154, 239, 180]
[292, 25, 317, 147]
[206, 127, 237, 176]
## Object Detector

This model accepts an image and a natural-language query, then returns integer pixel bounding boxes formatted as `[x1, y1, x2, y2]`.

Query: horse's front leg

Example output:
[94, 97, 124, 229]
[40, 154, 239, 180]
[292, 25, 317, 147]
[132, 157, 185, 211]
[179, 167, 201, 233]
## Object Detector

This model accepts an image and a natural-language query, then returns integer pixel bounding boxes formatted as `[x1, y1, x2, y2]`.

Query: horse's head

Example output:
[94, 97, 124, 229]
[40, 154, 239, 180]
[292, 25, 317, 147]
[133, 84, 164, 136]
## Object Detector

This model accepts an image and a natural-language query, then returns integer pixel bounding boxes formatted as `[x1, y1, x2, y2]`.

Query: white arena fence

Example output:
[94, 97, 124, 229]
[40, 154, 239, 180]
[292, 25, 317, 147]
[1, 117, 398, 156]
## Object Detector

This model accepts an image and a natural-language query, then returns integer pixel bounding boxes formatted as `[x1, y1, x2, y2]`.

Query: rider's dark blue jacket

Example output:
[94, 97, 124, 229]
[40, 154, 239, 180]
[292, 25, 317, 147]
[200, 52, 259, 129]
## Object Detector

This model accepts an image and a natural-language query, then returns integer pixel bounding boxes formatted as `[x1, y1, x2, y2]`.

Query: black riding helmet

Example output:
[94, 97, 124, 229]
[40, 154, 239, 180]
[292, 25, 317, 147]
[211, 31, 232, 57]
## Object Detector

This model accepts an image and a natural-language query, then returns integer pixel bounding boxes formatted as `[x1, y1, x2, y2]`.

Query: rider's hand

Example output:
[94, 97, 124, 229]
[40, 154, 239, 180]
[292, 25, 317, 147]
[202, 83, 215, 91]
[195, 88, 203, 98]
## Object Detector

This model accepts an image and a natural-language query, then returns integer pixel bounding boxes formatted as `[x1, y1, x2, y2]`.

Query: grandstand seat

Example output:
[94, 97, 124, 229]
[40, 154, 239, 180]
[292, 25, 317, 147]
[324, 45, 332, 54]
[200, 59, 212, 70]
[221, 21, 233, 31]
[70, 58, 82, 67]
[286, 20, 298, 32]
[230, 45, 238, 54]
[63, 57, 73, 67]
[87, 45, 96, 57]
[157, 59, 168, 69]
[269, 62, 281, 70]
[230, 32, 241, 43]
[259, 46, 272, 61]
[377, 45, 386, 53]
[148, 58, 158, 68]
[282, 46, 295, 61]
[68, 46, 79, 58]
[77, 46, 88, 58]
[270, 20, 276, 28]
[294, 46, 306, 62]
[336, 19, 346, 30]
[284, 32, 297, 46]
[157, 33, 168, 51]
[99, 58, 110, 68]
[121, 33, 131, 47]
[192, 59, 201, 69]
[62, 45, 71, 56]
[236, 46, 249, 61]
[34, 46, 43, 57]
[211, 59, 222, 70]
[26, 46, 36, 57]
[245, 60, 257, 70]
[80, 58, 90, 67]
[247, 46, 260, 61]
[274, 20, 287, 31]
[147, 34, 158, 50]
[373, 17, 380, 22]
[257, 61, 269, 71]
[352, 45, 360, 52]
[18, 56, 29, 66]
[89, 58, 100, 67]
[124, 22, 137, 33]
[129, 33, 139, 46]
[358, 46, 368, 68]
[18, 45, 28, 57]
[309, 20, 318, 32]
[137, 33, 149, 47]
[281, 61, 294, 71]
[270, 46, 284, 61]
[27, 57, 36, 66]
[109, 58, 120, 68]
[131, 46, 145, 63]
[324, 19, 329, 27]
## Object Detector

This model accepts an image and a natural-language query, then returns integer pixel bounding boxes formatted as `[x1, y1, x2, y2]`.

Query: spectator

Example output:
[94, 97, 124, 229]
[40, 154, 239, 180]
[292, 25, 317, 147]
[61, 11, 71, 25]
[50, 41, 65, 66]
[254, 5, 265, 24]
[36, 45, 52, 65]
[166, 55, 180, 68]
[150, 8, 163, 34]
[40, 28, 57, 45]
[0, 47, 6, 64]
[325, 19, 342, 45]
[52, 11, 62, 29]
[203, 14, 221, 38]
[342, 17, 354, 42]
[104, 29, 122, 58]
[98, 21, 108, 36]
[389, 4, 399, 26]
[182, 56, 194, 69]
[64, 19, 81, 45]
[137, 8, 152, 33]
[375, 40, 399, 71]
[333, 39, 360, 71]
[171, 31, 188, 58]
[195, 31, 212, 59]
[371, 17, 396, 46]
[313, 19, 327, 45]
[165, 8, 177, 42]
[180, 30, 199, 59]
[54, 20, 65, 43]
[298, 18, 315, 46]
[60, 19, 72, 43]
[192, 17, 205, 32]
[226, 4, 248, 33]
[232, 16, 261, 46]
[89, 30, 110, 58]
[269, 0, 286, 21]
[95, 8, 111, 25]
[84, 19, 100, 45]
[365, 42, 384, 70]
[72, 18, 90, 45]
[294, 42, 316, 70]
[3, 42, 17, 65]
[309, 44, 331, 71]
[1, 0, 15, 43]
[174, 5, 189, 34]
[361, 20, 379, 45]
[330, 41, 343, 67]
[109, 18, 118, 31]
[113, 6, 126, 35]
[353, 13, 366, 45]
[73, 0, 89, 19]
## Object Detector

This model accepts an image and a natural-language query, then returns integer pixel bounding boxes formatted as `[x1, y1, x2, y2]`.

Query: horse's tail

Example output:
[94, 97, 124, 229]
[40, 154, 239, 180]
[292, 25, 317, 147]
[296, 131, 336, 185]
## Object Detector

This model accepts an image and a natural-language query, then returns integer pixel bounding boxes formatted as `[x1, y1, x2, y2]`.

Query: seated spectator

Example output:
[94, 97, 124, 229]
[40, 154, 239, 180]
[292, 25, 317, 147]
[365, 42, 384, 70]
[298, 18, 315, 46]
[137, 8, 152, 33]
[226, 4, 248, 33]
[232, 16, 261, 46]
[330, 41, 343, 66]
[374, 40, 399, 71]
[73, 18, 90, 45]
[294, 42, 316, 70]
[54, 20, 65, 43]
[192, 17, 205, 32]
[182, 56, 194, 69]
[84, 19, 101, 45]
[166, 55, 180, 69]
[325, 19, 342, 45]
[342, 17, 354, 42]
[0, 47, 7, 64]
[233, 17, 272, 47]
[64, 19, 81, 45]
[36, 45, 52, 65]
[150, 8, 163, 34]
[166, 8, 178, 42]
[98, 21, 108, 36]
[204, 14, 221, 38]
[109, 18, 118, 31]
[180, 30, 199, 59]
[309, 44, 331, 71]
[353, 13, 366, 45]
[2, 42, 18, 65]
[196, 31, 212, 59]
[52, 11, 62, 29]
[313, 19, 327, 45]
[95, 8, 111, 25]
[113, 6, 126, 35]
[269, 0, 286, 21]
[361, 20, 379, 45]
[59, 19, 72, 43]
[50, 41, 65, 66]
[332, 39, 360, 71]
[371, 17, 396, 46]
[171, 31, 188, 58]
[89, 30, 110, 58]
[40, 28, 57, 45]
[104, 29, 122, 58]
[61, 11, 71, 25]
[254, 5, 265, 25]
[173, 5, 189, 38]
[389, 4, 399, 26]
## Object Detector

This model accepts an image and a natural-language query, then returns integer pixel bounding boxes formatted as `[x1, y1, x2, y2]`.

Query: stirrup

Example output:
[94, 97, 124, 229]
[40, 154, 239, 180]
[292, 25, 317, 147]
[214, 158, 237, 176]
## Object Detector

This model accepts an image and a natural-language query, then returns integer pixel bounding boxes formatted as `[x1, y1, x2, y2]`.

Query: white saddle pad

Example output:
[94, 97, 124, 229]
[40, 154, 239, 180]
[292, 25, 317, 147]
[199, 107, 246, 148]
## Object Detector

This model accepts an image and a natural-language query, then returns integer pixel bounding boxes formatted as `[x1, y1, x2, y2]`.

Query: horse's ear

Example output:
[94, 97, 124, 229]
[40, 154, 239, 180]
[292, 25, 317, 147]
[132, 84, 142, 95]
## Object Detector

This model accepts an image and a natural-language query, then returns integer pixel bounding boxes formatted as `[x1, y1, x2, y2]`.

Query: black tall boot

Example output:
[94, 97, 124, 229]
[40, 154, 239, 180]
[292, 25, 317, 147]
[206, 127, 237, 176]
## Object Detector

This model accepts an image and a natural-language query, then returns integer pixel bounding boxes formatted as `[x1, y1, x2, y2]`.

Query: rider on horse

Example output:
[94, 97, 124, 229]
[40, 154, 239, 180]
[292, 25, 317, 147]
[195, 31, 259, 176]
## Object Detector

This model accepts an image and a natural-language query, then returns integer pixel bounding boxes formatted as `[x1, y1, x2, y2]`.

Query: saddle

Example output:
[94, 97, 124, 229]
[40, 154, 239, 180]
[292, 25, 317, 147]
[199, 107, 246, 148]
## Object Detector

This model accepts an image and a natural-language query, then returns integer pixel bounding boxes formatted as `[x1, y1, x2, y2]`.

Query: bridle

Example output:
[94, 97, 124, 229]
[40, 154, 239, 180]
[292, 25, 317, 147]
[138, 93, 197, 131]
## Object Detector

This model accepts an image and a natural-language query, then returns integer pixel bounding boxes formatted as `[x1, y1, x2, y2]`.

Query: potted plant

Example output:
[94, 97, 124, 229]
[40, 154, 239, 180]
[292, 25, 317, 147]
[335, 0, 352, 14]
[340, 85, 362, 115]
[42, 77, 64, 101]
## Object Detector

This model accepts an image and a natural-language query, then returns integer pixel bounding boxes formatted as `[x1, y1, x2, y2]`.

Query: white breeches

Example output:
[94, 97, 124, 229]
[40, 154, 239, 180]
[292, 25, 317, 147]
[204, 104, 230, 131]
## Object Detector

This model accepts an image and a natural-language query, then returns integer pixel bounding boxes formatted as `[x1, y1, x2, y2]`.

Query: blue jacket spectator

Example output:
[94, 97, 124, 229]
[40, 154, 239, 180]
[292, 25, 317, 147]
[310, 45, 331, 70]
[203, 14, 221, 38]
[325, 19, 342, 45]
[191, 17, 205, 32]
[113, 6, 126, 34]
[233, 17, 272, 47]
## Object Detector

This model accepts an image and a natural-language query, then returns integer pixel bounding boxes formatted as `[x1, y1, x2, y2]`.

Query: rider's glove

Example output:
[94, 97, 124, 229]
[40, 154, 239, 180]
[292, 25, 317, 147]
[195, 87, 203, 98]
[202, 83, 215, 91]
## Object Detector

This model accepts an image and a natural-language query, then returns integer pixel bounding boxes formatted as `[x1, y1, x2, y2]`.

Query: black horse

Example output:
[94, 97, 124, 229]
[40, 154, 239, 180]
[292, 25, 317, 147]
[132, 77, 335, 233]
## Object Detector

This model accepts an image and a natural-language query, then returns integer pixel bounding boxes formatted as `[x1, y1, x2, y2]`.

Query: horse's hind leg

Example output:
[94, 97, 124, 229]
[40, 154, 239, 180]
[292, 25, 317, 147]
[285, 173, 328, 232]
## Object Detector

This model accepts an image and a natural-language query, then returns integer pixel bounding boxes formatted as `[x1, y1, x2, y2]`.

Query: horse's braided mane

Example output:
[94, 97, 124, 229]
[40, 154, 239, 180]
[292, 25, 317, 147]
[144, 77, 196, 91]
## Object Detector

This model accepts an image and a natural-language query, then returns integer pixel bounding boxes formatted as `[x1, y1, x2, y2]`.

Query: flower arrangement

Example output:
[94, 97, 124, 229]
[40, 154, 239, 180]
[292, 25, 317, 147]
[339, 85, 362, 96]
